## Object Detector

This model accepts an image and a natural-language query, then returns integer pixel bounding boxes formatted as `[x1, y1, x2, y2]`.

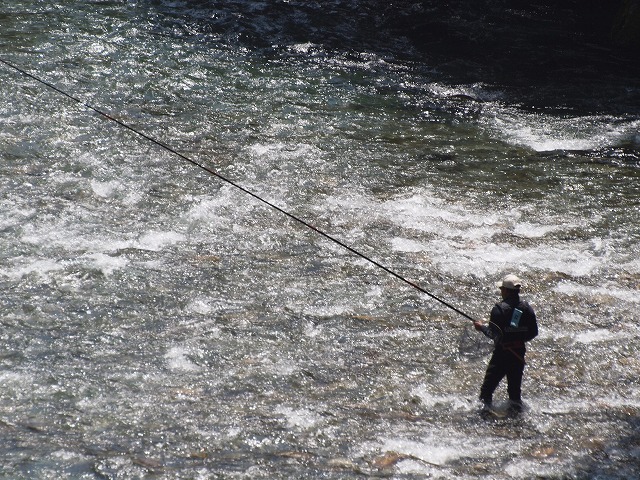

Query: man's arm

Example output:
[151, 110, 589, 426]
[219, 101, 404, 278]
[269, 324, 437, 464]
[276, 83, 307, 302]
[474, 305, 503, 342]
[523, 305, 538, 341]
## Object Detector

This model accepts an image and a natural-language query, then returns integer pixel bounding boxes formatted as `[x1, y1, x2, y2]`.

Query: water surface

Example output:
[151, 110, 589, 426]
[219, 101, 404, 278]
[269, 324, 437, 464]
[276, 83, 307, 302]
[1, 1, 639, 478]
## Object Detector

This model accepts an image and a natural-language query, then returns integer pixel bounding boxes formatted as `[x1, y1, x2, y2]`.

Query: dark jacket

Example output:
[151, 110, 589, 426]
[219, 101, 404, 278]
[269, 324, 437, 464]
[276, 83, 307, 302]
[482, 294, 538, 348]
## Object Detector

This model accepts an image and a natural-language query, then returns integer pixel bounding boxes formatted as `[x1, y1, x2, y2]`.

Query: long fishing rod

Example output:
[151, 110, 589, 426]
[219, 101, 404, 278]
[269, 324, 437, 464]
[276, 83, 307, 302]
[0, 56, 478, 323]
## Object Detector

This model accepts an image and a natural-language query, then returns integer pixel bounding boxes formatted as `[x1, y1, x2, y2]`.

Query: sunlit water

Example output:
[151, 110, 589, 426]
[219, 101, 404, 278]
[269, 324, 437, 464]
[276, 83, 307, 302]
[1, 1, 639, 479]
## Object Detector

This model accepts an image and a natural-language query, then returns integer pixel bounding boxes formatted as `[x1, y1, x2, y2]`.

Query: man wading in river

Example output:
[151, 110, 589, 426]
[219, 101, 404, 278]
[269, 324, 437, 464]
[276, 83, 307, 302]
[474, 274, 538, 414]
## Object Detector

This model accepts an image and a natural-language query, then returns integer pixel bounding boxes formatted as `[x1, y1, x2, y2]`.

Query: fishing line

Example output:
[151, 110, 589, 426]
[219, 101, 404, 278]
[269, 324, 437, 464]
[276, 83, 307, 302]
[0, 57, 478, 323]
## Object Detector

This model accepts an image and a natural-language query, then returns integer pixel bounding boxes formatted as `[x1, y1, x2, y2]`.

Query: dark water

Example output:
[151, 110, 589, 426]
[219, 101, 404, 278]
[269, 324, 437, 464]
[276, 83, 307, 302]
[1, 1, 639, 478]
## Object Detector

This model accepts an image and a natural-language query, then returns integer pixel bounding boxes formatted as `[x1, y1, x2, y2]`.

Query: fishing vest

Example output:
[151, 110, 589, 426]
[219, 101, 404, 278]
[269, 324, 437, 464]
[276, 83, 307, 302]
[492, 297, 537, 344]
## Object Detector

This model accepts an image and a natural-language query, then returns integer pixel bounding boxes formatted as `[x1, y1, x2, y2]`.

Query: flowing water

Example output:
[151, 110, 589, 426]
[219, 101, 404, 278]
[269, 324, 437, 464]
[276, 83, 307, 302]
[1, 1, 639, 479]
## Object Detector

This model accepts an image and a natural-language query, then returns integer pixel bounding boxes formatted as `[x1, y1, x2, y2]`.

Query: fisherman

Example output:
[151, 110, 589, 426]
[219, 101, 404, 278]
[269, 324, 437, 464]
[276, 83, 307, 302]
[474, 274, 538, 413]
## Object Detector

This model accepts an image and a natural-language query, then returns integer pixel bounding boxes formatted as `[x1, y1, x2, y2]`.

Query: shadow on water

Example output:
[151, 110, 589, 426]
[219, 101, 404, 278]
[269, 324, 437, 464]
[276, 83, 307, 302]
[143, 0, 640, 115]
[576, 412, 640, 478]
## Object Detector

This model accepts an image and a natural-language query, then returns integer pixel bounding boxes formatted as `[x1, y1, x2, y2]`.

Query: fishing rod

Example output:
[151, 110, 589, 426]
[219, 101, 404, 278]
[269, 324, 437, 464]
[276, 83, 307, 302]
[0, 56, 478, 323]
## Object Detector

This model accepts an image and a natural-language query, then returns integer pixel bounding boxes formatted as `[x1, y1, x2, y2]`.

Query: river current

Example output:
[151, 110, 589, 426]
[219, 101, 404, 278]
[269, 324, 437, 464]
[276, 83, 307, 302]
[1, 1, 639, 479]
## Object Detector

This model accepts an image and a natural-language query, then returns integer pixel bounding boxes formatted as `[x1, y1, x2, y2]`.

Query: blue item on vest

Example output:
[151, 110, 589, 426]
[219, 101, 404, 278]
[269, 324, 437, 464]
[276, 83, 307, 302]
[510, 308, 523, 328]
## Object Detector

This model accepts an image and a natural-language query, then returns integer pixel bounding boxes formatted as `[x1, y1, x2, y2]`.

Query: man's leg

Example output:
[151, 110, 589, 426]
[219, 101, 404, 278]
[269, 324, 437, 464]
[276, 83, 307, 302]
[479, 353, 506, 406]
[506, 357, 525, 410]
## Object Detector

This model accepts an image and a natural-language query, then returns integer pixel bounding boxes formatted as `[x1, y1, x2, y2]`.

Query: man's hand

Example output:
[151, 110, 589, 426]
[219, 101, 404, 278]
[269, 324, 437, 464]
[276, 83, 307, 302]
[474, 321, 484, 331]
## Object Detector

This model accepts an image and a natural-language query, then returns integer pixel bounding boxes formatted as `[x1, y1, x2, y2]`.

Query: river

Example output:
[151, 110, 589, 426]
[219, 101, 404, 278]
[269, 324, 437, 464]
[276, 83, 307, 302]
[1, 1, 639, 478]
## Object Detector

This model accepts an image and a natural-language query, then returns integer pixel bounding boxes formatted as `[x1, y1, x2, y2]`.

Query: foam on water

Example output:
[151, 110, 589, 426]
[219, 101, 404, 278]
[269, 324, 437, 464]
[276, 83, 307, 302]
[165, 346, 201, 372]
[409, 386, 470, 411]
[18, 213, 131, 254]
[90, 179, 121, 198]
[560, 312, 587, 324]
[52, 449, 89, 462]
[603, 390, 640, 410]
[554, 280, 640, 304]
[380, 437, 462, 466]
[426, 82, 506, 103]
[303, 320, 324, 338]
[135, 230, 186, 251]
[504, 459, 576, 479]
[367, 432, 505, 471]
[83, 252, 129, 276]
[485, 106, 640, 152]
[185, 297, 220, 316]
[270, 357, 298, 376]
[390, 237, 427, 253]
[383, 193, 502, 233]
[385, 205, 602, 278]
[0, 370, 32, 390]
[1, 258, 66, 280]
[513, 222, 564, 238]
[573, 328, 626, 344]
[302, 302, 355, 318]
[539, 398, 614, 416]
[447, 242, 603, 277]
[374, 185, 637, 282]
[275, 406, 323, 429]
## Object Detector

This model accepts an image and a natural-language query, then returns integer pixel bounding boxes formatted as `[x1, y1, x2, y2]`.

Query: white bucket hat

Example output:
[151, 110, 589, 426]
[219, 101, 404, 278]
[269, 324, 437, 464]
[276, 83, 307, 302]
[496, 274, 522, 291]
